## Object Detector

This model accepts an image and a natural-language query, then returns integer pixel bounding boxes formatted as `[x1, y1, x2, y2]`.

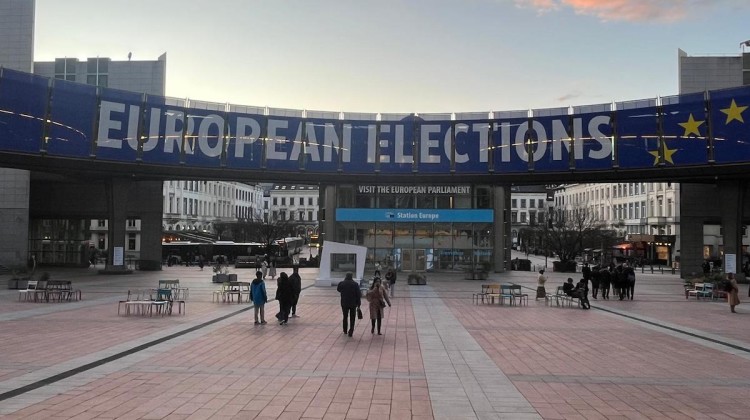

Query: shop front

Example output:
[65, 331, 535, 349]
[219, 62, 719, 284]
[328, 184, 499, 274]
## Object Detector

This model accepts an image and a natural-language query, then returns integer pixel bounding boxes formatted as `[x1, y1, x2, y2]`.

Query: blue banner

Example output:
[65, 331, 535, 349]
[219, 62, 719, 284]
[493, 118, 531, 173]
[182, 108, 225, 168]
[46, 79, 97, 158]
[454, 120, 490, 173]
[573, 111, 613, 171]
[661, 92, 707, 166]
[0, 70, 47, 153]
[711, 87, 750, 163]
[616, 104, 659, 169]
[95, 88, 144, 162]
[531, 115, 573, 173]
[140, 96, 182, 165]
[225, 112, 264, 170]
[336, 208, 494, 223]
[1, 68, 750, 176]
[341, 120, 377, 174]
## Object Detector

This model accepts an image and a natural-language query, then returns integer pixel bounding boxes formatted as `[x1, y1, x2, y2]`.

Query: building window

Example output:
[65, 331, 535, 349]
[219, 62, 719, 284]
[511, 211, 518, 223]
[281, 197, 286, 206]
[520, 212, 527, 223]
[520, 199, 526, 208]
[511, 199, 517, 208]
[538, 199, 544, 209]
[97, 219, 105, 227]
[128, 233, 136, 251]
[127, 219, 136, 228]
[308, 211, 313, 221]
[273, 198, 278, 206]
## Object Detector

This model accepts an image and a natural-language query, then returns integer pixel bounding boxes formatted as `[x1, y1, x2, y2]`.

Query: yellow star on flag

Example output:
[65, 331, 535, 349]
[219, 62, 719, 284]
[720, 99, 747, 124]
[648, 143, 678, 165]
[678, 114, 704, 137]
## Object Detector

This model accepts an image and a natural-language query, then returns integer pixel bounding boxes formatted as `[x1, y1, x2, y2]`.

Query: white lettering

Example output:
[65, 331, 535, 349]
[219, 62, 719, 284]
[234, 117, 261, 158]
[420, 124, 441, 164]
[197, 114, 224, 158]
[96, 101, 124, 149]
[266, 119, 288, 160]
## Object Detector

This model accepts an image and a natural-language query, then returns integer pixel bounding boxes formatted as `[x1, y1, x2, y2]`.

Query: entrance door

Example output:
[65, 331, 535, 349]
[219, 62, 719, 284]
[402, 249, 427, 272]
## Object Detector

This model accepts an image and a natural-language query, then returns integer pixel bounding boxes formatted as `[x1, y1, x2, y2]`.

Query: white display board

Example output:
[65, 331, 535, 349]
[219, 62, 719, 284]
[725, 253, 736, 274]
[113, 247, 124, 266]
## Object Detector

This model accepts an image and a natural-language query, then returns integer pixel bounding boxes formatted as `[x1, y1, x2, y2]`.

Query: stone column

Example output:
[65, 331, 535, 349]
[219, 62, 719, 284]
[137, 181, 164, 271]
[101, 178, 131, 274]
[492, 185, 510, 273]
[719, 180, 746, 280]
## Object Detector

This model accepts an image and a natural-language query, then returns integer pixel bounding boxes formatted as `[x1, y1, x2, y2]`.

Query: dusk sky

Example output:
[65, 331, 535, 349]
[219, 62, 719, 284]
[35, 0, 750, 114]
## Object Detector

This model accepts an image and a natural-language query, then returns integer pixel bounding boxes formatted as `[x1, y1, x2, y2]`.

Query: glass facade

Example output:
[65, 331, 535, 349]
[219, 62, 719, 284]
[332, 185, 494, 273]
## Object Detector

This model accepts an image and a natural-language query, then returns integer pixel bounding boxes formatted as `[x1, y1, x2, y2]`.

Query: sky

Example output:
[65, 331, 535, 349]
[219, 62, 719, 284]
[34, 0, 750, 115]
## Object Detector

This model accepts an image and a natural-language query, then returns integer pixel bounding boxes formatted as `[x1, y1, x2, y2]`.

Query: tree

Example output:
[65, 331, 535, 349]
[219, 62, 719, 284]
[545, 206, 612, 264]
[215, 216, 297, 255]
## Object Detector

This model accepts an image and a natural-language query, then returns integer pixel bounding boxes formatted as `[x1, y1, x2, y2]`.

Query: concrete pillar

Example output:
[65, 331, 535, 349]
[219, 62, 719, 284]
[679, 215, 704, 278]
[322, 184, 336, 246]
[0, 169, 30, 269]
[101, 178, 131, 274]
[492, 185, 510, 273]
[137, 181, 164, 271]
[719, 180, 746, 280]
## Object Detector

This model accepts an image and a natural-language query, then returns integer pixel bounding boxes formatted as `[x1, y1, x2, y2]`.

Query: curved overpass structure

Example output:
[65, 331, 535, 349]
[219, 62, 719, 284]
[1, 68, 749, 184]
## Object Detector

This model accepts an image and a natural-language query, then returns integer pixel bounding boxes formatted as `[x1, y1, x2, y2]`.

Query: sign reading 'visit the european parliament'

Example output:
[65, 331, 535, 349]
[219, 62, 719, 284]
[1, 68, 750, 175]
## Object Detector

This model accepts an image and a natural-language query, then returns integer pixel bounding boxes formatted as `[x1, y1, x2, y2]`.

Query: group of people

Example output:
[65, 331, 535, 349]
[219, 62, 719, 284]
[249, 265, 301, 325]
[581, 262, 636, 300]
[255, 254, 278, 279]
[337, 268, 397, 337]
[535, 262, 638, 310]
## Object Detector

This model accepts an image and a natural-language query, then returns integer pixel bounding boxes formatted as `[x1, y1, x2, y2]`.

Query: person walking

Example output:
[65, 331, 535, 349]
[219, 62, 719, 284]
[385, 267, 397, 298]
[251, 271, 268, 325]
[269, 256, 277, 280]
[289, 266, 302, 317]
[261, 256, 269, 278]
[600, 268, 611, 300]
[727, 273, 741, 313]
[366, 277, 391, 335]
[590, 267, 600, 299]
[536, 269, 547, 300]
[275, 272, 294, 325]
[198, 254, 204, 271]
[625, 264, 636, 300]
[337, 272, 361, 337]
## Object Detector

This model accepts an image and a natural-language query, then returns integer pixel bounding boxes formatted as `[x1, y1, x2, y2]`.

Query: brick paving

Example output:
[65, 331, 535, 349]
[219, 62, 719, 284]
[0, 265, 748, 419]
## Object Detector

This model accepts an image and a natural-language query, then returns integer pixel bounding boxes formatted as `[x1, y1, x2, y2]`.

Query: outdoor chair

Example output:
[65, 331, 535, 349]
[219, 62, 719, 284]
[498, 285, 516, 306]
[18, 280, 39, 302]
[511, 285, 529, 306]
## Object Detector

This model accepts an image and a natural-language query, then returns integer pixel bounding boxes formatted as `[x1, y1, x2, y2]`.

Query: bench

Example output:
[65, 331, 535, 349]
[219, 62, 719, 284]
[547, 286, 581, 308]
[685, 283, 714, 300]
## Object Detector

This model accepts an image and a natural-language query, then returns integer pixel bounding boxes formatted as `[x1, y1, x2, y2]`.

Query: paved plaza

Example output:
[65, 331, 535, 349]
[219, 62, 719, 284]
[0, 263, 749, 420]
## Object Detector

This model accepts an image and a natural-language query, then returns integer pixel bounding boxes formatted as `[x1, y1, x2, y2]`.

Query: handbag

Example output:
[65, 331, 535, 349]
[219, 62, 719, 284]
[356, 307, 363, 319]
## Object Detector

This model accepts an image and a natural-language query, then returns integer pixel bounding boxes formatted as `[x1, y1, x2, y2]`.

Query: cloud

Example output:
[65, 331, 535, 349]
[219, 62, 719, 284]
[556, 92, 580, 102]
[514, 0, 733, 22]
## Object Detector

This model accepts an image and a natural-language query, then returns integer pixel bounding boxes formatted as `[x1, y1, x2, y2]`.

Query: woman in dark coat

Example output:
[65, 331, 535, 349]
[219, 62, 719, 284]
[275, 272, 294, 325]
[366, 278, 391, 335]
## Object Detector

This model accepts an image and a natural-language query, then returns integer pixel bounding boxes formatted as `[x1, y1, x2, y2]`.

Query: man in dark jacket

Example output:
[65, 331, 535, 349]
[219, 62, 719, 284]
[275, 272, 294, 325]
[289, 266, 302, 317]
[337, 272, 361, 337]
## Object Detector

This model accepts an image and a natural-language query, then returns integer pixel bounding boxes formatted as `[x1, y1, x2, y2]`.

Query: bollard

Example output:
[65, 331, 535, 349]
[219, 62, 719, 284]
[671, 267, 675, 275]
[650, 266, 654, 274]
[660, 266, 663, 274]
[641, 266, 644, 274]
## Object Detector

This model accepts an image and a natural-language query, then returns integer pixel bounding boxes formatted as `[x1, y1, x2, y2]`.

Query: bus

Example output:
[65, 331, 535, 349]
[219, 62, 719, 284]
[309, 234, 320, 248]
[274, 237, 304, 257]
[162, 241, 265, 265]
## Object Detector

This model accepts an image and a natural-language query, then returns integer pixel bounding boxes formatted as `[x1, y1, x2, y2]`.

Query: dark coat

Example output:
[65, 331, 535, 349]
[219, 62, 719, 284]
[275, 274, 294, 305]
[337, 278, 361, 308]
[290, 272, 302, 297]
